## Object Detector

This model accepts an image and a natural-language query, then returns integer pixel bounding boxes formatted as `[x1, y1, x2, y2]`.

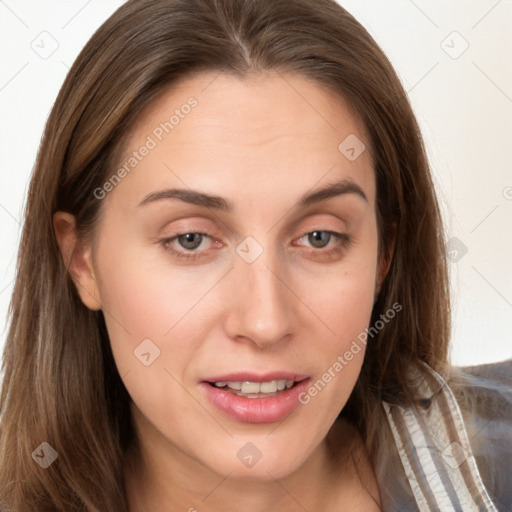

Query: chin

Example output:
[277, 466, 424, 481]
[219, 462, 303, 482]
[204, 443, 308, 481]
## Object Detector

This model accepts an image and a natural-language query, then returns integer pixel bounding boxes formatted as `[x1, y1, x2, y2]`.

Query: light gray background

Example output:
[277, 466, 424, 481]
[1, 0, 511, 366]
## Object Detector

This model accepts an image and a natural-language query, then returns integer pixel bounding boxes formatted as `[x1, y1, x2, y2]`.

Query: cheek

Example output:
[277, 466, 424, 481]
[297, 242, 378, 393]
[300, 249, 378, 342]
[93, 238, 232, 392]
[311, 268, 375, 323]
[306, 276, 374, 388]
[94, 249, 206, 424]
[92, 236, 192, 372]
[95, 232, 210, 333]
[294, 277, 375, 429]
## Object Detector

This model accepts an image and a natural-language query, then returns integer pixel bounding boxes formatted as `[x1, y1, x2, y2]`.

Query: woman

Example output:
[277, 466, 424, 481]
[0, 0, 510, 510]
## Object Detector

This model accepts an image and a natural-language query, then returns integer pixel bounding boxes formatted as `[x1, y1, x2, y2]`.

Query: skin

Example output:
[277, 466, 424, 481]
[54, 70, 392, 511]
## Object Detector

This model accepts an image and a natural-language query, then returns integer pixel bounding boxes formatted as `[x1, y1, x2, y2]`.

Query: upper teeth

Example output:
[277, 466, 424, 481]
[214, 380, 295, 393]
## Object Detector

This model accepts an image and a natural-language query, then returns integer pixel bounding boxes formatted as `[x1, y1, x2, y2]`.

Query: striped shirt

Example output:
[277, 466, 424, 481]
[377, 360, 512, 511]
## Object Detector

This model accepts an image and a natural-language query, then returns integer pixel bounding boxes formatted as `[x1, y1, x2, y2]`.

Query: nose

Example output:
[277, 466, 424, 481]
[223, 242, 293, 349]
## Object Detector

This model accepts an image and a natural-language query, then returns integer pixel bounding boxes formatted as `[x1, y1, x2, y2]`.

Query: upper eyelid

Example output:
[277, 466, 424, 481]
[162, 215, 349, 239]
[159, 210, 351, 233]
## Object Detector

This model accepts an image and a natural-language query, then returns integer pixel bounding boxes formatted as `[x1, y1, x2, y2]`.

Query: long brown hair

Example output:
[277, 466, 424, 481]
[0, 0, 450, 509]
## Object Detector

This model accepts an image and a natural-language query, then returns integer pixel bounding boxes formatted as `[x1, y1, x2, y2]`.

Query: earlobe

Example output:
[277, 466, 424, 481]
[53, 211, 102, 311]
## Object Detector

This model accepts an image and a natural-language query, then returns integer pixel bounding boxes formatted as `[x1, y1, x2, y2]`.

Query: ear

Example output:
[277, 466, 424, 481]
[376, 221, 397, 295]
[53, 211, 102, 311]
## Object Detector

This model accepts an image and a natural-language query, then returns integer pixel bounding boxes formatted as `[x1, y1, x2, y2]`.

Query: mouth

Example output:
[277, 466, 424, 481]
[200, 372, 311, 423]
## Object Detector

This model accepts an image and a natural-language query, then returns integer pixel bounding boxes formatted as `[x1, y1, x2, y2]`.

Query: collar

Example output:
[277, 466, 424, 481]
[381, 361, 498, 511]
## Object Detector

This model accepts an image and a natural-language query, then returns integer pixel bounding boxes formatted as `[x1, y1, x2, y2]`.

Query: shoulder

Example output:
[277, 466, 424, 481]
[448, 359, 512, 510]
[378, 359, 512, 511]
[449, 359, 512, 431]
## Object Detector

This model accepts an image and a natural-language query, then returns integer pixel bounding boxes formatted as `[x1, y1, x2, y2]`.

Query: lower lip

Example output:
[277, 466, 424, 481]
[200, 379, 310, 424]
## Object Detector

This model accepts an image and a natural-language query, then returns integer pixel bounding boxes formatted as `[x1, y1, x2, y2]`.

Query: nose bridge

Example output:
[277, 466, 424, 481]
[226, 235, 292, 347]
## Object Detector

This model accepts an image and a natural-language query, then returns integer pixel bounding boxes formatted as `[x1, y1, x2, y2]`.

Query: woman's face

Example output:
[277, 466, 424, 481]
[69, 70, 386, 480]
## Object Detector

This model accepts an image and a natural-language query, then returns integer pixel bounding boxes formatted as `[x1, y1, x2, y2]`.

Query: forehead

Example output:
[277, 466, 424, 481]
[106, 70, 375, 211]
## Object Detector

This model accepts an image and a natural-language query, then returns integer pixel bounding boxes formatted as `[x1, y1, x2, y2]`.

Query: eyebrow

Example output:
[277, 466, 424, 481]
[136, 177, 368, 211]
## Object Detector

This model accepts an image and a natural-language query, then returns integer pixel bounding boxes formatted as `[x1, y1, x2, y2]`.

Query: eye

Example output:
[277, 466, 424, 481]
[295, 230, 352, 258]
[160, 229, 351, 262]
[160, 232, 218, 261]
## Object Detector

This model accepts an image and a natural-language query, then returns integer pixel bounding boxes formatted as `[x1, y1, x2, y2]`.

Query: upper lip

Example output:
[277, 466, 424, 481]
[202, 371, 310, 383]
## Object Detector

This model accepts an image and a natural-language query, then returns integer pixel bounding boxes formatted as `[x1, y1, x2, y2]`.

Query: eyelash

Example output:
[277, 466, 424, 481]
[160, 230, 352, 261]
